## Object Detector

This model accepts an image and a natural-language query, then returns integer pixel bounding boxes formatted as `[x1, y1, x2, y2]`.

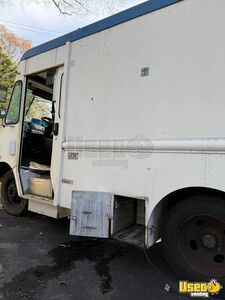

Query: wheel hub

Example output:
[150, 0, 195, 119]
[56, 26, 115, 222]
[178, 215, 225, 277]
[6, 180, 21, 205]
[202, 233, 217, 249]
[7, 182, 17, 199]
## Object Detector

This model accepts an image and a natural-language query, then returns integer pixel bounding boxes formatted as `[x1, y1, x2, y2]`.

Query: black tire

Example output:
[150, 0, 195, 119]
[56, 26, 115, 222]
[162, 195, 225, 281]
[0, 170, 28, 216]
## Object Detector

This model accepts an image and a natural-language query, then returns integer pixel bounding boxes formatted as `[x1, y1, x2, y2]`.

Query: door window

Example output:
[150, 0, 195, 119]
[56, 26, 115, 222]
[5, 81, 23, 125]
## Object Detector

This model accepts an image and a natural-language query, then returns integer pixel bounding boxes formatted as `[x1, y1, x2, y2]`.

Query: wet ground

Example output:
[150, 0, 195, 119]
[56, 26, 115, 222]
[0, 209, 224, 300]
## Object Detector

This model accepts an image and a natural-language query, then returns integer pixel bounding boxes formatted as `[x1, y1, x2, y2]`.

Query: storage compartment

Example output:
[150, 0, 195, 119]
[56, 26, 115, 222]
[112, 196, 146, 247]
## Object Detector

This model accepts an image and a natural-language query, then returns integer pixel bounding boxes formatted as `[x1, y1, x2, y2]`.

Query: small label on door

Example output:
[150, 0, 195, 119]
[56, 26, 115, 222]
[62, 178, 74, 185]
[68, 152, 79, 160]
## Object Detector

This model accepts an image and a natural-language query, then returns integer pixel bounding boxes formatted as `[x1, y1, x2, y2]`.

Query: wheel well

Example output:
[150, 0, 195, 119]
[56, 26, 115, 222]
[147, 187, 225, 248]
[163, 186, 225, 212]
[0, 162, 12, 179]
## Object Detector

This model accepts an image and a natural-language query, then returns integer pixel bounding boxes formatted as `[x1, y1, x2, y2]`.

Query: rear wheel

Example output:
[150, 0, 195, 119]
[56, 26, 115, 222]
[162, 196, 225, 281]
[0, 170, 28, 216]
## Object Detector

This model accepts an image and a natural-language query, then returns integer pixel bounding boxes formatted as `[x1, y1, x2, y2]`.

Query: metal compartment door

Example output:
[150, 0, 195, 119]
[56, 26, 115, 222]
[70, 191, 113, 238]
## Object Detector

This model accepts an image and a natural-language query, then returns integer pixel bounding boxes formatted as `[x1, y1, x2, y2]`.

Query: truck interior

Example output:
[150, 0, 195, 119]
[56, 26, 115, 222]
[20, 70, 55, 198]
[112, 196, 146, 247]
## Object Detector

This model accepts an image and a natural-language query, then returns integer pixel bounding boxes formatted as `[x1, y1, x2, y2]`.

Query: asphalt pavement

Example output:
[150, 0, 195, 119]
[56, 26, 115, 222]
[0, 208, 224, 300]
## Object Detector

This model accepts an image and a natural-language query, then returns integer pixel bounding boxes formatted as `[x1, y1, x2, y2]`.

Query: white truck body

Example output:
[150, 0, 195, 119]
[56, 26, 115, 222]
[0, 0, 225, 250]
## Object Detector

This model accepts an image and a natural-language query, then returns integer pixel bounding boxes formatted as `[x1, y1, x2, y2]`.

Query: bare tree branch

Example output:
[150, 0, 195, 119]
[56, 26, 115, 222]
[51, 0, 72, 15]
[0, 0, 135, 16]
[71, 0, 89, 12]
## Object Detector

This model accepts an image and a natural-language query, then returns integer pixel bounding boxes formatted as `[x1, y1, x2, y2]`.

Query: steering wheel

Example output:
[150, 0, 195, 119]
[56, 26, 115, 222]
[41, 117, 52, 124]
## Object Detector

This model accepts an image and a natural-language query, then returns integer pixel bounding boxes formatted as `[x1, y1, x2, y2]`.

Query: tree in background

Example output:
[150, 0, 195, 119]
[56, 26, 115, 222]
[0, 26, 32, 108]
[0, 48, 17, 109]
[0, 26, 32, 62]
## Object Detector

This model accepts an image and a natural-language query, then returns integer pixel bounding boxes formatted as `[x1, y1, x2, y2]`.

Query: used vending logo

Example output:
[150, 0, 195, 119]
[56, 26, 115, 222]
[179, 279, 222, 298]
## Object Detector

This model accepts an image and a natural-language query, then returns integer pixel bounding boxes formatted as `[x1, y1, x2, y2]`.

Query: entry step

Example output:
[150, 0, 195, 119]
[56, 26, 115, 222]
[23, 194, 69, 219]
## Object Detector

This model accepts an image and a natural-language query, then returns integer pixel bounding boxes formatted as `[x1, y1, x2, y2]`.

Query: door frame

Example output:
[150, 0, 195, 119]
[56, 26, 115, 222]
[18, 67, 63, 198]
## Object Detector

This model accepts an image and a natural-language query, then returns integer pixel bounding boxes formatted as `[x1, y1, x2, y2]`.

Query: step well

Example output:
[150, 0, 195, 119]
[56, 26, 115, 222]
[29, 176, 53, 199]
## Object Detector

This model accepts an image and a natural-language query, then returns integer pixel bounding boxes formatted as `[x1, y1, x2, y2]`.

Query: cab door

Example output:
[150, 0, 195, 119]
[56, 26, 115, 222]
[0, 78, 25, 196]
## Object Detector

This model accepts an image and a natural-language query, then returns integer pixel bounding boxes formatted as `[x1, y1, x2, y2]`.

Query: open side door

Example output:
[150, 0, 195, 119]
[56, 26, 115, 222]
[70, 192, 113, 238]
[50, 66, 64, 203]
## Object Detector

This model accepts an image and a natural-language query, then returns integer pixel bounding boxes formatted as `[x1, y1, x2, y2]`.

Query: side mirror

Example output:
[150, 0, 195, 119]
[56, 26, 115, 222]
[0, 108, 6, 119]
[0, 86, 7, 103]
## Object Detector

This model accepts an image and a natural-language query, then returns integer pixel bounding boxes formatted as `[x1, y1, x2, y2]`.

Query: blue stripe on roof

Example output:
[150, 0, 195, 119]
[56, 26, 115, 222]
[21, 0, 183, 61]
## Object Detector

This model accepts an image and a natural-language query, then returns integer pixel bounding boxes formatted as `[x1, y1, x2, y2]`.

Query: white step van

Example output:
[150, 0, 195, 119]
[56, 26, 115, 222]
[0, 0, 225, 281]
